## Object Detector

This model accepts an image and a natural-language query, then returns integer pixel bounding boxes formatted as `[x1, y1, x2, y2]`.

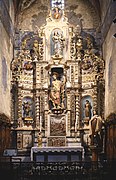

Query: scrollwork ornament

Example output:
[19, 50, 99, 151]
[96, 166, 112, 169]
[70, 37, 76, 60]
[81, 50, 92, 70]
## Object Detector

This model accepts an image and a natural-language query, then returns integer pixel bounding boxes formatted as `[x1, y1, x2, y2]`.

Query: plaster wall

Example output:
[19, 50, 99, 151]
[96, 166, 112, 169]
[17, 0, 100, 31]
[0, 0, 14, 118]
[103, 22, 116, 118]
[100, 0, 116, 118]
[99, 0, 111, 23]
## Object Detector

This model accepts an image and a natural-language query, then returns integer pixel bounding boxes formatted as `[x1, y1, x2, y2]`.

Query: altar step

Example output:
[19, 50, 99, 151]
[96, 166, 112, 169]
[11, 155, 31, 162]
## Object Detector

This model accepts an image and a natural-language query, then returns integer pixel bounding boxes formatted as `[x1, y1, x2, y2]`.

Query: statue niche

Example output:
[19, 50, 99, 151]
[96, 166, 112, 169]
[81, 96, 93, 125]
[84, 100, 92, 120]
[51, 29, 65, 57]
[22, 97, 33, 120]
[49, 68, 66, 111]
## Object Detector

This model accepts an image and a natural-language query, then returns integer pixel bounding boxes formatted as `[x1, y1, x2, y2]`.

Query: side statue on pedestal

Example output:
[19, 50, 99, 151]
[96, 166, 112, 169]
[22, 100, 32, 118]
[89, 110, 103, 147]
[84, 100, 92, 120]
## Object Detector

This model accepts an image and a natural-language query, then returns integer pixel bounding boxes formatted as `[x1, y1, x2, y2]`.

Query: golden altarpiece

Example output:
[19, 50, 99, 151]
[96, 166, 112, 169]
[11, 6, 104, 159]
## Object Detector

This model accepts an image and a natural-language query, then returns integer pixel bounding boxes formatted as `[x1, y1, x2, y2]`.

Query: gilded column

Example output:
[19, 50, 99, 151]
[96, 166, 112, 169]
[93, 80, 98, 112]
[75, 92, 81, 131]
[66, 88, 71, 136]
[35, 62, 41, 130]
[40, 92, 45, 132]
[17, 85, 23, 127]
[33, 61, 36, 129]
[70, 92, 76, 130]
[44, 90, 48, 134]
[35, 91, 40, 129]
[75, 33, 82, 133]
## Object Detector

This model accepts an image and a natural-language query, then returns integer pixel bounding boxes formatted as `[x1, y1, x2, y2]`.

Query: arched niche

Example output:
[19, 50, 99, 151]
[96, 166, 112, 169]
[22, 96, 33, 120]
[50, 28, 64, 56]
[49, 67, 66, 111]
[81, 95, 93, 124]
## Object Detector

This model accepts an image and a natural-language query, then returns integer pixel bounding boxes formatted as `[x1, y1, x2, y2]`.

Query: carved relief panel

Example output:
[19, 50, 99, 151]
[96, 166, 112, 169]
[50, 115, 66, 136]
[23, 134, 32, 148]
[48, 137, 65, 147]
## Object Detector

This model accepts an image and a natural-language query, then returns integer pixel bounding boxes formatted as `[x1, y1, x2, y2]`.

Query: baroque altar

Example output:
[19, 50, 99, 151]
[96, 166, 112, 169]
[11, 5, 104, 158]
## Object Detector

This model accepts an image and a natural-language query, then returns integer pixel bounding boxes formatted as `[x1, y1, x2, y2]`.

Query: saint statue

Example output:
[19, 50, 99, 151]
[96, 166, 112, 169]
[52, 31, 65, 56]
[49, 72, 65, 109]
[84, 100, 92, 119]
[53, 7, 61, 19]
[89, 110, 103, 146]
[22, 101, 32, 118]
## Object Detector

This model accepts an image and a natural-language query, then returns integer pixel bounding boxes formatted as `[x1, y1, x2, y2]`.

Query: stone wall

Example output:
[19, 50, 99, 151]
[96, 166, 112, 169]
[99, 0, 111, 23]
[0, 0, 14, 118]
[100, 0, 116, 118]
[0, 0, 14, 156]
[103, 22, 116, 118]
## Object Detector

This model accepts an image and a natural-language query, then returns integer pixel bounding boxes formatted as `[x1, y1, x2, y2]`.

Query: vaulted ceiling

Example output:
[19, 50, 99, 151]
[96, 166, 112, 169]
[14, 0, 101, 32]
[15, 0, 101, 16]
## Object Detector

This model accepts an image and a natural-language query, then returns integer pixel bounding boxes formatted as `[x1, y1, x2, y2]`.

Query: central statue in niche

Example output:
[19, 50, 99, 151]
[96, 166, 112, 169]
[52, 29, 65, 57]
[49, 68, 66, 110]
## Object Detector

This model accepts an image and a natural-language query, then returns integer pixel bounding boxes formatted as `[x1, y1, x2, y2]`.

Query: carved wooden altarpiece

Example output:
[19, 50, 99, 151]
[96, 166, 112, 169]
[11, 6, 104, 153]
